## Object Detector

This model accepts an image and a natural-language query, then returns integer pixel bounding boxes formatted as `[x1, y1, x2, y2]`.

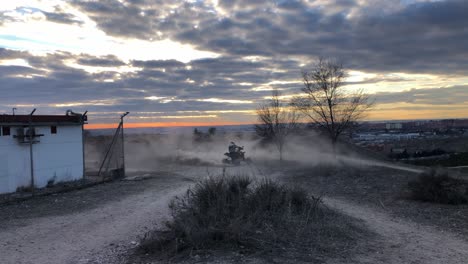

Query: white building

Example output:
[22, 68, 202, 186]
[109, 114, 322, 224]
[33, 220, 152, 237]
[0, 112, 86, 194]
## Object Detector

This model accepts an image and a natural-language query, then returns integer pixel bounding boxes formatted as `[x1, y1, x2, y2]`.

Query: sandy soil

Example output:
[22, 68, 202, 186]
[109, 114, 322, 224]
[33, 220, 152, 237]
[1, 162, 468, 263]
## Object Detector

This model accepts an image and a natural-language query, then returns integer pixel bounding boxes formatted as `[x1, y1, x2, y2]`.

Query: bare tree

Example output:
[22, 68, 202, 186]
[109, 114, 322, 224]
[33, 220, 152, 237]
[292, 58, 372, 146]
[256, 89, 300, 161]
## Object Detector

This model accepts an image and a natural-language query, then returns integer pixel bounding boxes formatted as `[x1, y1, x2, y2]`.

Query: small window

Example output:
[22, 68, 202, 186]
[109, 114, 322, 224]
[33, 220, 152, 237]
[51, 126, 57, 134]
[2, 126, 10, 136]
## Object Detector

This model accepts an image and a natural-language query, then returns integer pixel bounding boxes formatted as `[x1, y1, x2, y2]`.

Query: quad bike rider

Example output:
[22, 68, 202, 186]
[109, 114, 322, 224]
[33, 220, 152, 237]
[223, 141, 246, 165]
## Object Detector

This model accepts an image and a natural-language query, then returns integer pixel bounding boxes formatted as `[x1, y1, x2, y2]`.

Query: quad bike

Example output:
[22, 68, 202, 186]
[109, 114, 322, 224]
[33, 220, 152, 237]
[223, 146, 247, 165]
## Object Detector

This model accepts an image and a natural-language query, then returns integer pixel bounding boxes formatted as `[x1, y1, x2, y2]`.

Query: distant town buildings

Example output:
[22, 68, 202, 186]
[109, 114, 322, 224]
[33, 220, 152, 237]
[352, 119, 468, 156]
[386, 123, 403, 130]
[359, 119, 468, 133]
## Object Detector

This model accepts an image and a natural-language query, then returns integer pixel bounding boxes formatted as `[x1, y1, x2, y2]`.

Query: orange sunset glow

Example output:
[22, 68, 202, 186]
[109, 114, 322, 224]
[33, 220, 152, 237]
[84, 121, 257, 130]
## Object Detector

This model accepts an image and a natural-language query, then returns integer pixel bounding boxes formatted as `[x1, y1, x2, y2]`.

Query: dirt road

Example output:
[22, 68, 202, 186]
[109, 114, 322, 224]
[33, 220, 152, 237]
[0, 171, 196, 264]
[2, 163, 468, 264]
[325, 197, 468, 264]
[0, 164, 260, 264]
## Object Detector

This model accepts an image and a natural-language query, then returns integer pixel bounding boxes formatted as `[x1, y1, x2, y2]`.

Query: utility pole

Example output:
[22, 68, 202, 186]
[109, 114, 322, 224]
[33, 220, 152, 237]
[29, 108, 36, 195]
[12, 108, 17, 115]
[81, 111, 88, 180]
[120, 112, 129, 177]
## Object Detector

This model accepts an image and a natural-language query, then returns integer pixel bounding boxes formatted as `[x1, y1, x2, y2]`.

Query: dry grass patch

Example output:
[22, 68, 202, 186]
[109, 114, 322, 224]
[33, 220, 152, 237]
[137, 175, 366, 262]
[408, 169, 468, 205]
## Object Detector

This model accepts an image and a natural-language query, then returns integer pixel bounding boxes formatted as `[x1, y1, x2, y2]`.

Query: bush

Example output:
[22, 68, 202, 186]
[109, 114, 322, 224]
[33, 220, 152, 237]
[140, 175, 327, 257]
[408, 169, 468, 205]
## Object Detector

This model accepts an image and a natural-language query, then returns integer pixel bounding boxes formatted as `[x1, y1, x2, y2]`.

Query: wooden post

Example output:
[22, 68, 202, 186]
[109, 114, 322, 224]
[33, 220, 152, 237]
[29, 108, 36, 195]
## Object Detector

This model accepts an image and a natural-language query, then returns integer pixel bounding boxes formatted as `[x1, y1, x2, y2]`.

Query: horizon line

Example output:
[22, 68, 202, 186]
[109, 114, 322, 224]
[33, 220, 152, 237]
[84, 117, 468, 130]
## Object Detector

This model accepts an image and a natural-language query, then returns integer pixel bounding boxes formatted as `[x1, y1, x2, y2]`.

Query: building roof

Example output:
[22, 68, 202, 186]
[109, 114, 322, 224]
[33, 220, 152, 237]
[0, 115, 85, 125]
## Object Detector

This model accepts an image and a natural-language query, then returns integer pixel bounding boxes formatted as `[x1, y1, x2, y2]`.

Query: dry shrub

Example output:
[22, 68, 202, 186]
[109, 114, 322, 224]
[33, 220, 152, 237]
[139, 175, 361, 261]
[408, 169, 468, 205]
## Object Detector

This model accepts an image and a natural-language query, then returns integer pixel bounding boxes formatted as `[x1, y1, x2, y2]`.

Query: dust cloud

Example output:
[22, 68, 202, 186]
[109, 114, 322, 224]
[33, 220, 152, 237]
[85, 129, 423, 174]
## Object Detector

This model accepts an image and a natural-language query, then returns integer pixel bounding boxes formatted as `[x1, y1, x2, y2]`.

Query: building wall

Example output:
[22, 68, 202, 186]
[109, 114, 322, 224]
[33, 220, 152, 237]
[0, 125, 83, 194]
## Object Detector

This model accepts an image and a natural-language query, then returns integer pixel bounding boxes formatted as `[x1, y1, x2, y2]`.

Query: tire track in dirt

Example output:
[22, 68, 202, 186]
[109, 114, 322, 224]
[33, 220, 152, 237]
[324, 197, 468, 264]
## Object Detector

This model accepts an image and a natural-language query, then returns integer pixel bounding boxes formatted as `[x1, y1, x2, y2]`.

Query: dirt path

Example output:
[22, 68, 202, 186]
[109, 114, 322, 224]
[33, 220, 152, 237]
[0, 172, 194, 264]
[0, 164, 260, 264]
[324, 197, 468, 264]
[3, 163, 468, 264]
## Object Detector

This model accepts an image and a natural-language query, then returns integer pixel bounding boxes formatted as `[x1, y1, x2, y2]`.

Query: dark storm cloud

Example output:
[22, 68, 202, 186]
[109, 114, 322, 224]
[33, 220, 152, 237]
[124, 56, 302, 99]
[77, 55, 126, 67]
[0, 50, 274, 116]
[1, 0, 467, 123]
[42, 8, 83, 25]
[125, 57, 280, 99]
[70, 0, 468, 74]
[96, 98, 254, 113]
[0, 51, 126, 104]
[345, 0, 468, 73]
[3, 6, 83, 25]
[0, 65, 44, 77]
[0, 48, 29, 59]
[71, 0, 168, 40]
[2, 46, 465, 122]
[131, 59, 185, 69]
[374, 85, 468, 105]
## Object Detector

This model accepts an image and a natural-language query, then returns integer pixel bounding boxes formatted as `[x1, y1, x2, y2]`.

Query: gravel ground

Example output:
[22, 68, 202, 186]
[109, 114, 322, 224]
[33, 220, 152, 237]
[282, 163, 468, 239]
[325, 197, 468, 264]
[0, 170, 196, 264]
[3, 160, 468, 264]
[0, 164, 264, 264]
[279, 161, 468, 263]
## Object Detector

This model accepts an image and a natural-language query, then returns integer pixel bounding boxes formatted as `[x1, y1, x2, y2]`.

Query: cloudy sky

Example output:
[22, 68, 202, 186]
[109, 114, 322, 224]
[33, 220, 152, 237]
[1, 0, 467, 128]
